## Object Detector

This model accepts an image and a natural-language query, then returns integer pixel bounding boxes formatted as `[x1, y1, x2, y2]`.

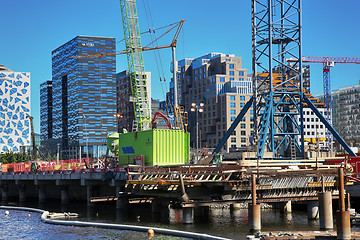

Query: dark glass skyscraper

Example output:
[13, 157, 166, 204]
[40, 80, 53, 142]
[51, 36, 117, 159]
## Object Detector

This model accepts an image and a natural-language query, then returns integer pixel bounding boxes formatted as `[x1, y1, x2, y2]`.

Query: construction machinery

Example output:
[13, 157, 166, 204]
[212, 0, 356, 161]
[26, 115, 48, 162]
[104, 0, 189, 166]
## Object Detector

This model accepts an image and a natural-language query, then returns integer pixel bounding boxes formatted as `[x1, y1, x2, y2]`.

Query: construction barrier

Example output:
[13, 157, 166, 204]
[1, 158, 91, 173]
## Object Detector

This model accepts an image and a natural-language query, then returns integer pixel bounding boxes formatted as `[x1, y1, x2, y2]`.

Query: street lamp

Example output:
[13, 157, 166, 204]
[191, 102, 204, 158]
[113, 113, 123, 133]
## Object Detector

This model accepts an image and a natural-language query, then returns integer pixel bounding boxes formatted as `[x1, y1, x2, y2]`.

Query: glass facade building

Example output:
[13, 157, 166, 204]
[0, 67, 31, 153]
[51, 36, 117, 159]
[40, 80, 53, 142]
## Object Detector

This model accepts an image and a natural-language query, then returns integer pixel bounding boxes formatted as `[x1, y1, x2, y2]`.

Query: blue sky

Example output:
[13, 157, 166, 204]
[1, 0, 360, 133]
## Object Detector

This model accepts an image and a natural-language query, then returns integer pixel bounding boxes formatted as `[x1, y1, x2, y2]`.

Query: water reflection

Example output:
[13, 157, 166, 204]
[0, 200, 333, 240]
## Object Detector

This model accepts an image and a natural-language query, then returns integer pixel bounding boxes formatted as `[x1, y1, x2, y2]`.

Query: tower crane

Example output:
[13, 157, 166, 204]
[288, 56, 360, 151]
[70, 20, 184, 60]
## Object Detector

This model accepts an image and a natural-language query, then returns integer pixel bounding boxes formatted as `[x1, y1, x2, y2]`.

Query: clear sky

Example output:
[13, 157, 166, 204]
[1, 0, 360, 133]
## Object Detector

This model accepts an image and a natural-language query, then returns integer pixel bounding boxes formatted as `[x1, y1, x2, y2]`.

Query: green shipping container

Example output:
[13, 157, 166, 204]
[117, 129, 189, 166]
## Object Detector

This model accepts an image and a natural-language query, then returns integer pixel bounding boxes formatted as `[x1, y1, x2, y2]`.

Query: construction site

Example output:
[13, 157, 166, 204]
[1, 0, 360, 239]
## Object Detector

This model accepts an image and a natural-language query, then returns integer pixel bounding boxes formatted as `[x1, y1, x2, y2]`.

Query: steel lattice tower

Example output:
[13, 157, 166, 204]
[252, 0, 304, 159]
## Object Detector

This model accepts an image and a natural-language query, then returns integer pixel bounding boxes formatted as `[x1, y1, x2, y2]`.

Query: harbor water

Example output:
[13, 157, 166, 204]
[1, 201, 350, 240]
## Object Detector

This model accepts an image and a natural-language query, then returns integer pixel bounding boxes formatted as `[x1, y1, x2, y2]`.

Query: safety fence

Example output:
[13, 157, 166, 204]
[1, 159, 91, 173]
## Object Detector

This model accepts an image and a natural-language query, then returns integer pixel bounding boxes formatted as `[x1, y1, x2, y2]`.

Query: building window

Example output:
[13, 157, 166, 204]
[231, 116, 235, 121]
[203, 73, 206, 79]
[229, 64, 234, 69]
[212, 78, 215, 83]
[230, 102, 235, 108]
[240, 96, 245, 101]
[231, 144, 237, 149]
[231, 137, 236, 143]
[230, 110, 236, 115]
[241, 137, 246, 143]
[230, 77, 234, 81]
[231, 131, 236, 135]
[241, 123, 246, 128]
[241, 131, 246, 136]
[220, 77, 225, 82]
[229, 71, 234, 76]
[239, 71, 244, 76]
[240, 103, 245, 108]
[230, 96, 235, 101]
[195, 69, 197, 74]
[199, 68, 202, 74]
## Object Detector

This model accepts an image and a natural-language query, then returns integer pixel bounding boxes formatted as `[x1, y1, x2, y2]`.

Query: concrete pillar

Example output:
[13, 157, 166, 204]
[319, 192, 333, 230]
[19, 184, 26, 202]
[249, 204, 261, 232]
[1, 185, 8, 202]
[61, 186, 69, 205]
[116, 186, 128, 209]
[182, 207, 194, 224]
[281, 201, 292, 213]
[38, 185, 46, 203]
[151, 198, 162, 213]
[336, 168, 351, 239]
[230, 203, 241, 211]
[249, 173, 261, 232]
[307, 200, 319, 220]
[336, 211, 351, 240]
[87, 185, 94, 207]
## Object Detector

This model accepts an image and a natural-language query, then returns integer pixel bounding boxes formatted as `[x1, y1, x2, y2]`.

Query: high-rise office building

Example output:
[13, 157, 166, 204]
[167, 53, 253, 153]
[0, 65, 31, 153]
[115, 70, 151, 132]
[331, 81, 360, 150]
[51, 36, 117, 159]
[40, 80, 53, 142]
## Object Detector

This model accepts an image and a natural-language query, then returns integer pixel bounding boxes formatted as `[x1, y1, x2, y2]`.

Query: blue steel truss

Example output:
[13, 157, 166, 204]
[252, 0, 304, 159]
[323, 65, 333, 151]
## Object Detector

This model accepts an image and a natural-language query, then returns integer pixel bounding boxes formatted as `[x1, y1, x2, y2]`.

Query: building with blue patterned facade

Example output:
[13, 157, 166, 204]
[0, 65, 31, 153]
[51, 36, 117, 159]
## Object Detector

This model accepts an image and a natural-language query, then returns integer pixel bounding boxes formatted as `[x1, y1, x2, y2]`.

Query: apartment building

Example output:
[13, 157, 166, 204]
[165, 53, 253, 153]
[331, 82, 360, 150]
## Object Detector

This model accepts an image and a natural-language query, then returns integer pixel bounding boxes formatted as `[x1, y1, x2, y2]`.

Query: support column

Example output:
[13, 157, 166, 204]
[280, 201, 292, 213]
[249, 173, 261, 232]
[319, 192, 333, 230]
[61, 185, 69, 205]
[307, 200, 319, 220]
[19, 184, 26, 202]
[151, 198, 162, 213]
[87, 185, 94, 207]
[116, 186, 128, 209]
[38, 185, 46, 203]
[2, 185, 8, 202]
[336, 168, 351, 239]
[230, 203, 241, 211]
[182, 207, 194, 224]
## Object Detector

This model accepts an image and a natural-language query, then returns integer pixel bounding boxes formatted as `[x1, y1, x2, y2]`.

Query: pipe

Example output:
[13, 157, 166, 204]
[0, 206, 230, 240]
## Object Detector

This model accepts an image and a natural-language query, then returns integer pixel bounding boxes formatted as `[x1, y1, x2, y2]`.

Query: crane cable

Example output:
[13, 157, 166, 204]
[142, 0, 170, 115]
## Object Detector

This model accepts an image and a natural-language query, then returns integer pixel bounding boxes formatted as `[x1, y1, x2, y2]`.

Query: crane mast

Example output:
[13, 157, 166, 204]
[120, 0, 151, 131]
